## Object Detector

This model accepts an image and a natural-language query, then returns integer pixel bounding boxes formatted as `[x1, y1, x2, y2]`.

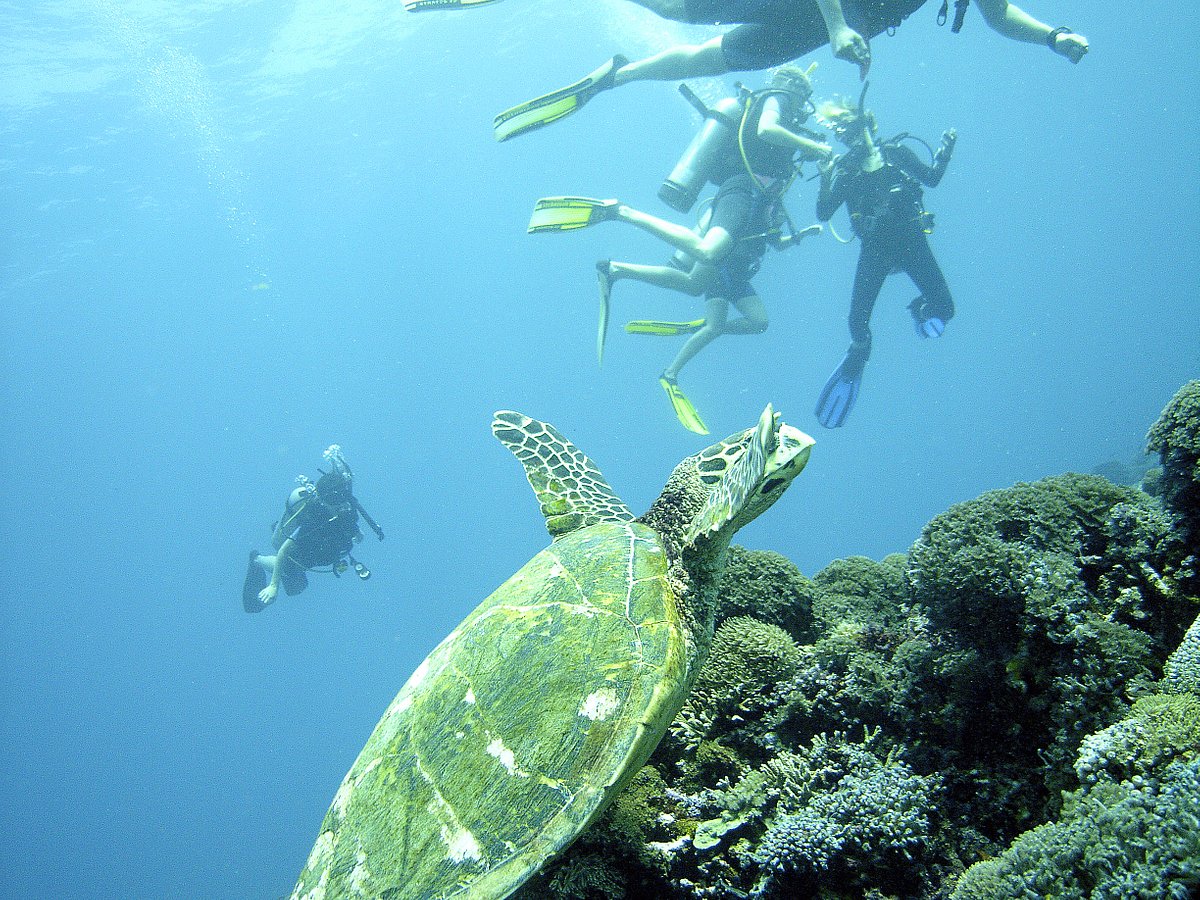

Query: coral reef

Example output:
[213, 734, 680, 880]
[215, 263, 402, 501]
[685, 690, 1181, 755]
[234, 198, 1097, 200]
[1146, 380, 1200, 550]
[717, 546, 816, 638]
[530, 384, 1200, 900]
[952, 638, 1200, 900]
[906, 473, 1194, 832]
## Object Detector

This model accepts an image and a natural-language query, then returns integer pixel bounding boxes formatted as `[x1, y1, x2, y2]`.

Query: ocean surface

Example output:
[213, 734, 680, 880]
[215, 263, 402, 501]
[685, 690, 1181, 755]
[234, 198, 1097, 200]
[1, 1, 1196, 896]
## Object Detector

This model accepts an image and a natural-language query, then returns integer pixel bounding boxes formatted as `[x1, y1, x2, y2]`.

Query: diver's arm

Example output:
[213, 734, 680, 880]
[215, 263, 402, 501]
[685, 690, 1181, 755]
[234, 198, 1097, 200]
[975, 0, 1088, 62]
[757, 97, 833, 162]
[927, 129, 956, 187]
[814, 0, 870, 77]
[616, 205, 734, 262]
[892, 134, 955, 188]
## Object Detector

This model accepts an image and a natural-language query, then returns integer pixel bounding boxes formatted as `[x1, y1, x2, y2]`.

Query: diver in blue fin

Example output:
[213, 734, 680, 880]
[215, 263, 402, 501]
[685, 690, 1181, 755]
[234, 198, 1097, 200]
[813, 87, 956, 428]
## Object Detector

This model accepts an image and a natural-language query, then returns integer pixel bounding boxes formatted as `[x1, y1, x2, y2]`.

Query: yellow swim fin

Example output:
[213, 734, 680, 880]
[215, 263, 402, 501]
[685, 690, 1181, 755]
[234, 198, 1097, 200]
[405, 0, 501, 10]
[527, 197, 619, 234]
[625, 318, 705, 336]
[659, 375, 709, 435]
[495, 55, 627, 143]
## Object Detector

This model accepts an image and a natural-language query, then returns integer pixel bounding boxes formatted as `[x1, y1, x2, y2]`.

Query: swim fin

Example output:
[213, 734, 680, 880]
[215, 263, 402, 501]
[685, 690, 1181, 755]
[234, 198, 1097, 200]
[596, 261, 613, 366]
[814, 343, 869, 429]
[242, 550, 267, 613]
[659, 374, 709, 435]
[406, 0, 500, 10]
[494, 55, 627, 143]
[528, 196, 619, 234]
[625, 318, 705, 336]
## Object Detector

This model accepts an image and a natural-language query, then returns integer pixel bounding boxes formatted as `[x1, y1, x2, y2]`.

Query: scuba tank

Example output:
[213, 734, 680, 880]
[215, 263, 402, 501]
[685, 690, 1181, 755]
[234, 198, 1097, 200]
[659, 86, 742, 214]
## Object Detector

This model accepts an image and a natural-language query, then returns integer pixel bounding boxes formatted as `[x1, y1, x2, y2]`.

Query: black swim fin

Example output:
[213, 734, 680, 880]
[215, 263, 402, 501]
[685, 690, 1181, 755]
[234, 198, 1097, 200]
[242, 551, 268, 613]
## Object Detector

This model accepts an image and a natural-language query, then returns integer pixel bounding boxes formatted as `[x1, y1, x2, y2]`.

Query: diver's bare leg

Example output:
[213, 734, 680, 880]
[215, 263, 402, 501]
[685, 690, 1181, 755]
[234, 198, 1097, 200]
[610, 260, 716, 296]
[614, 37, 730, 84]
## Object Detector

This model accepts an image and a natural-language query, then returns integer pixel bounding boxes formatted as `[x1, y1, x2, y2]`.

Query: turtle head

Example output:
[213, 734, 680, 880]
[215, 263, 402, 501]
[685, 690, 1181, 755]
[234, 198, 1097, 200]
[684, 405, 814, 546]
[640, 406, 813, 554]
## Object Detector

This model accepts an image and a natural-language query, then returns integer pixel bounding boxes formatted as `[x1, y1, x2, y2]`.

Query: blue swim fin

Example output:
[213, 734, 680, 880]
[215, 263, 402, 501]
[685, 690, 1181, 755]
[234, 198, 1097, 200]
[814, 342, 869, 429]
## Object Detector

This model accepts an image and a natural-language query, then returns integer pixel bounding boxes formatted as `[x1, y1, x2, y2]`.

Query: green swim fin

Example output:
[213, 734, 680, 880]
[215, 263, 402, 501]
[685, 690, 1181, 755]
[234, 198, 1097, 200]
[528, 196, 619, 234]
[625, 318, 705, 336]
[596, 261, 613, 367]
[494, 55, 627, 143]
[406, 0, 500, 9]
[659, 374, 709, 435]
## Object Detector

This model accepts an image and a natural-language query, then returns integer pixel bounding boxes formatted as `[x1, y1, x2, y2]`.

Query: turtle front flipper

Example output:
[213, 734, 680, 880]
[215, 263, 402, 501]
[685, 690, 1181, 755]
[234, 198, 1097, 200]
[685, 405, 815, 544]
[493, 411, 634, 538]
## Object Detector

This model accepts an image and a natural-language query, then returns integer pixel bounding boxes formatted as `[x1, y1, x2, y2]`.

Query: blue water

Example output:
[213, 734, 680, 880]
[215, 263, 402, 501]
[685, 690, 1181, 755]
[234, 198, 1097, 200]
[1, 1, 1196, 896]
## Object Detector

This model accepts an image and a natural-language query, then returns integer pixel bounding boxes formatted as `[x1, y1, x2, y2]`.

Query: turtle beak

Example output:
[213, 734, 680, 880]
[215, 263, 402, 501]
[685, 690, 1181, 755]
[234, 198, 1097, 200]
[762, 421, 815, 489]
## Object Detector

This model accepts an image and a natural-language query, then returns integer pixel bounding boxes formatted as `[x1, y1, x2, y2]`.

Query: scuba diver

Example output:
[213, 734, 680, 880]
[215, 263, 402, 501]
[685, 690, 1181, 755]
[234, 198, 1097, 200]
[242, 445, 385, 612]
[812, 91, 956, 428]
[490, 0, 1088, 143]
[529, 65, 827, 435]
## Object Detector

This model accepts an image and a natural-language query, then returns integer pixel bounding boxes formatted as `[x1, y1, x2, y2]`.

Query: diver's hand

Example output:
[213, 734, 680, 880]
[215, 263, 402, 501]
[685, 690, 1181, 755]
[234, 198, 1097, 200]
[772, 224, 822, 250]
[807, 141, 835, 164]
[830, 25, 870, 79]
[1051, 31, 1088, 64]
[940, 129, 957, 156]
[259, 583, 278, 606]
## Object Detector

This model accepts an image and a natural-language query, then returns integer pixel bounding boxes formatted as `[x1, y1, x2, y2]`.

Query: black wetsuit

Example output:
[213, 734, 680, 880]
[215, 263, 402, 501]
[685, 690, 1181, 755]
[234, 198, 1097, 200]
[683, 0, 931, 70]
[273, 491, 362, 595]
[817, 140, 953, 348]
[704, 173, 783, 300]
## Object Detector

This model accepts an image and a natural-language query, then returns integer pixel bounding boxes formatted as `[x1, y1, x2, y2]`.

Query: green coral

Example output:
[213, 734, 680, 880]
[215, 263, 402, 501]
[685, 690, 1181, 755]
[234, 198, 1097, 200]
[1164, 612, 1200, 694]
[718, 545, 817, 639]
[673, 616, 801, 752]
[1146, 380, 1200, 547]
[1074, 693, 1200, 783]
[810, 553, 910, 632]
[905, 473, 1195, 831]
[951, 757, 1200, 900]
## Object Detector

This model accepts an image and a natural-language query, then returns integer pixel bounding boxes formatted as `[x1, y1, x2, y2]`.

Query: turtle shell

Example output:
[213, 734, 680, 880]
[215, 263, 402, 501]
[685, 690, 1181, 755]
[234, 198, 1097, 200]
[291, 520, 687, 899]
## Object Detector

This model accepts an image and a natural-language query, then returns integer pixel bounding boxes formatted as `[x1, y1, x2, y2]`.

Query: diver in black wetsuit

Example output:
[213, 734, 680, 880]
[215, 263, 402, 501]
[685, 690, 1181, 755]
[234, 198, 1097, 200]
[486, 0, 1088, 143]
[813, 99, 956, 428]
[242, 445, 384, 612]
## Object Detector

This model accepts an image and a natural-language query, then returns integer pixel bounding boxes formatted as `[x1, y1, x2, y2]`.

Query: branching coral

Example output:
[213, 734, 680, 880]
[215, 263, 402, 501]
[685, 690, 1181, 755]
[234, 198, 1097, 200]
[749, 730, 937, 893]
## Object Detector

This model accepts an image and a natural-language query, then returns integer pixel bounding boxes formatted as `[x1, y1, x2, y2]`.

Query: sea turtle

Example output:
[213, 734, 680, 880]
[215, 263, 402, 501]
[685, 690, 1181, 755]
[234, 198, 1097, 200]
[290, 405, 814, 899]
